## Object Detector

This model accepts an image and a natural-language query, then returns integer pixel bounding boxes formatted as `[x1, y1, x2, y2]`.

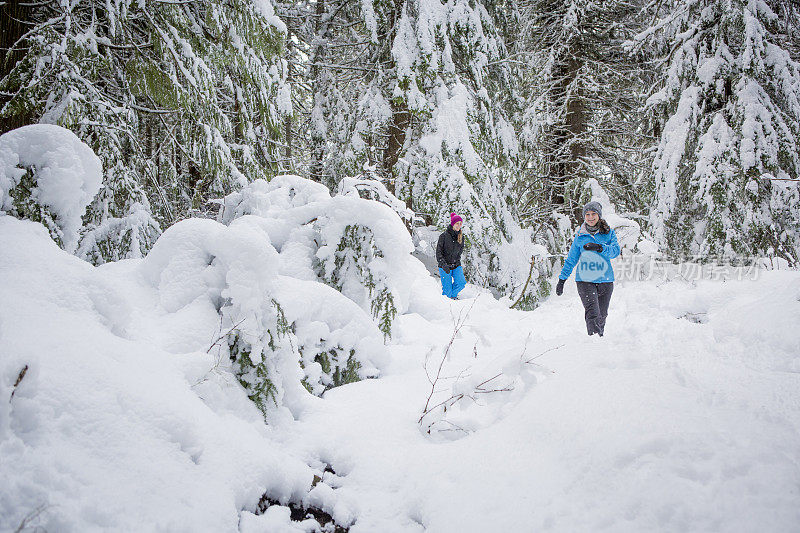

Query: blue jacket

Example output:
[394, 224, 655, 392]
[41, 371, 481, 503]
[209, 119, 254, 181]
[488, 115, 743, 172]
[559, 224, 621, 283]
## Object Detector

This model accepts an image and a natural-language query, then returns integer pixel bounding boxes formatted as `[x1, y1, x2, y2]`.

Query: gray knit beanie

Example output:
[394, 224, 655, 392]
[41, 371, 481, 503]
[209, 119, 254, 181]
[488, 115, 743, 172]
[583, 201, 603, 218]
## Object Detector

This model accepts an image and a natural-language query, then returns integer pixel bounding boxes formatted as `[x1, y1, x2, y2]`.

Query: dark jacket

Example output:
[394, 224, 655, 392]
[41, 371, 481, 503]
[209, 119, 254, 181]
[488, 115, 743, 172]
[436, 226, 464, 271]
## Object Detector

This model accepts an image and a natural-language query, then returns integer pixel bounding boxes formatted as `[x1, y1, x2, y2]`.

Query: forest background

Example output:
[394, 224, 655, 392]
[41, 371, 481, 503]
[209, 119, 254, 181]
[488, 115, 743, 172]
[2, 0, 799, 305]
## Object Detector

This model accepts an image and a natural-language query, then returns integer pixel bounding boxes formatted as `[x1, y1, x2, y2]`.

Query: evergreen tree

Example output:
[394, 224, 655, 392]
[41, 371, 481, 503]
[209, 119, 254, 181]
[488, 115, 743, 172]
[0, 0, 289, 263]
[274, 0, 551, 304]
[631, 0, 800, 263]
[356, 0, 552, 302]
[275, 0, 375, 189]
[519, 0, 646, 224]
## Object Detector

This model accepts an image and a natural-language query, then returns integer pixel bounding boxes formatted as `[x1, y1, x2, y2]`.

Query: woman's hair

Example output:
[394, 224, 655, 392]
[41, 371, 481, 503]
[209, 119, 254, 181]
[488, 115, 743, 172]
[450, 221, 464, 244]
[597, 218, 611, 234]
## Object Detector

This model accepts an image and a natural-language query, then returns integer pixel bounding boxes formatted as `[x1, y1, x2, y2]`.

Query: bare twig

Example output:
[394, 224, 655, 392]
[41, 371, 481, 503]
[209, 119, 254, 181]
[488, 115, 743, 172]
[14, 502, 49, 533]
[419, 298, 479, 423]
[523, 343, 565, 364]
[206, 317, 247, 354]
[192, 317, 248, 389]
[420, 339, 564, 431]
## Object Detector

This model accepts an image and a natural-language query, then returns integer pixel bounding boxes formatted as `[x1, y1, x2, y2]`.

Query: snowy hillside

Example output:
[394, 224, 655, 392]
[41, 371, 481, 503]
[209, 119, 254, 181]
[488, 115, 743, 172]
[2, 206, 799, 531]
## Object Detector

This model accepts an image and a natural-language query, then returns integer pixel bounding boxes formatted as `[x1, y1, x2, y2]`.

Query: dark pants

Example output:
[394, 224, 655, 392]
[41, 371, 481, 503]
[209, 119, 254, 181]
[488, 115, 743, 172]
[576, 281, 614, 336]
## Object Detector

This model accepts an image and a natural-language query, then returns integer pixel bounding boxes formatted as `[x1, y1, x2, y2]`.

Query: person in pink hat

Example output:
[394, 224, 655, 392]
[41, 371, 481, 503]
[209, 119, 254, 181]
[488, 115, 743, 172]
[436, 213, 466, 299]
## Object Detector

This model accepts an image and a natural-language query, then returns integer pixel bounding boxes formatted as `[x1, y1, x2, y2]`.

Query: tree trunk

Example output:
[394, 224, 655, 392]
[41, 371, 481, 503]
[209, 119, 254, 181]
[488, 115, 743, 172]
[309, 0, 327, 184]
[383, 101, 410, 195]
[547, 49, 586, 212]
[283, 31, 294, 171]
[381, 0, 408, 195]
[0, 1, 33, 133]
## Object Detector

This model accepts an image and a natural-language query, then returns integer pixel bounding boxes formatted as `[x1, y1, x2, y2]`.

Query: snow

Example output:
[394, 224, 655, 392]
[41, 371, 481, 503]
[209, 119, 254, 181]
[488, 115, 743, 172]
[240, 506, 317, 533]
[218, 175, 427, 330]
[276, 269, 800, 532]
[0, 124, 103, 253]
[0, 217, 314, 532]
[420, 82, 480, 176]
[3, 177, 800, 531]
[252, 0, 288, 33]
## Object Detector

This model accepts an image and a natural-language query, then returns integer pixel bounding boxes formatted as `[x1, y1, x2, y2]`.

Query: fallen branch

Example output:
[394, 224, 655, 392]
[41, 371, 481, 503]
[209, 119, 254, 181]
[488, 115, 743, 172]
[419, 340, 564, 430]
[510, 255, 538, 309]
[14, 503, 49, 533]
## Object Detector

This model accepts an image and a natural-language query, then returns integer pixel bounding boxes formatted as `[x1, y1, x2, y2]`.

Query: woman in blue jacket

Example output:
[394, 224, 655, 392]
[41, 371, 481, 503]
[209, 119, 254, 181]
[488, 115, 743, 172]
[555, 201, 620, 336]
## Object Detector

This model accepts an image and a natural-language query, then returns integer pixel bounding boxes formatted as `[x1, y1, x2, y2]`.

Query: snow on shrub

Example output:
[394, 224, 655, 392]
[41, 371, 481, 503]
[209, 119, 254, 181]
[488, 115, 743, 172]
[581, 178, 642, 253]
[0, 216, 321, 531]
[337, 175, 416, 227]
[275, 277, 384, 396]
[218, 175, 428, 340]
[139, 214, 383, 418]
[0, 124, 102, 253]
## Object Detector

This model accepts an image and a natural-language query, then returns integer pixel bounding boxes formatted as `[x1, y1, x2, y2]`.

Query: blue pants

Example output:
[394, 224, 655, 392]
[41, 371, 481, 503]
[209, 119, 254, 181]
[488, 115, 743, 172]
[439, 266, 466, 299]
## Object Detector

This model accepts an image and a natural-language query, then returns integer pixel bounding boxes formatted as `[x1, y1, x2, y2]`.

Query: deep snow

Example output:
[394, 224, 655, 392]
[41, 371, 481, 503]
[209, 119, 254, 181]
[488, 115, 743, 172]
[2, 213, 800, 532]
[272, 271, 800, 532]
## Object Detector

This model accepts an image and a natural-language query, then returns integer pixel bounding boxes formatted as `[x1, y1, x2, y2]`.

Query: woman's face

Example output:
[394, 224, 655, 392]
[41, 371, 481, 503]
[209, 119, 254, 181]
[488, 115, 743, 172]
[453, 220, 463, 231]
[584, 210, 599, 226]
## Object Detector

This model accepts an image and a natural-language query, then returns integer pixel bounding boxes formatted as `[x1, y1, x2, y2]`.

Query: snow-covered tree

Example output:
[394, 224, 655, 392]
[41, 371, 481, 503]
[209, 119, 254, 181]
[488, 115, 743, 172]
[0, 125, 102, 253]
[631, 0, 800, 263]
[274, 0, 373, 189]
[0, 0, 289, 263]
[519, 0, 647, 223]
[348, 0, 552, 304]
[274, 0, 553, 305]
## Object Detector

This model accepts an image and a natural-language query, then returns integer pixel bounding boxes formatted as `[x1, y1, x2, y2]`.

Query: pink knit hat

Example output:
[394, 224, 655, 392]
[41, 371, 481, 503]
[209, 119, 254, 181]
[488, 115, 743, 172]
[450, 212, 463, 225]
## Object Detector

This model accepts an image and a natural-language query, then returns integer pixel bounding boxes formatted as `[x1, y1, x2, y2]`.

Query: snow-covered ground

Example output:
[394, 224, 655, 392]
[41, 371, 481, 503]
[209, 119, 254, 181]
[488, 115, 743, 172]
[278, 273, 800, 532]
[2, 212, 799, 532]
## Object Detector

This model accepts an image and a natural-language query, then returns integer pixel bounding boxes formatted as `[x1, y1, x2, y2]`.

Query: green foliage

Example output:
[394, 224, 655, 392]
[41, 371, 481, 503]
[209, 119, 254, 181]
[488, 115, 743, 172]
[227, 299, 291, 420]
[314, 348, 362, 390]
[7, 169, 63, 248]
[229, 332, 279, 418]
[326, 224, 397, 340]
[370, 288, 396, 341]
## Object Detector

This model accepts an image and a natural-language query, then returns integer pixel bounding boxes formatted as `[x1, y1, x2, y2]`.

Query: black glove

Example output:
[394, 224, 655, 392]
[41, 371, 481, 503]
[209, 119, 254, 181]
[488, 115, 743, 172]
[583, 242, 603, 252]
[555, 278, 565, 296]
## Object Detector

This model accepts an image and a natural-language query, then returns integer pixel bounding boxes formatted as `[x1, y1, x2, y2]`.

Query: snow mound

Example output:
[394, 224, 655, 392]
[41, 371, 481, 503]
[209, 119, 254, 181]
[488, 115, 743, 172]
[0, 125, 102, 253]
[136, 213, 386, 418]
[0, 216, 319, 531]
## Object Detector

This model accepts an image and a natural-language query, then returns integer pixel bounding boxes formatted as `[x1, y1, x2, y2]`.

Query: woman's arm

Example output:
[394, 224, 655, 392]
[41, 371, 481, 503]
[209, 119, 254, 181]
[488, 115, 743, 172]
[602, 230, 621, 260]
[436, 233, 446, 269]
[559, 239, 581, 280]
